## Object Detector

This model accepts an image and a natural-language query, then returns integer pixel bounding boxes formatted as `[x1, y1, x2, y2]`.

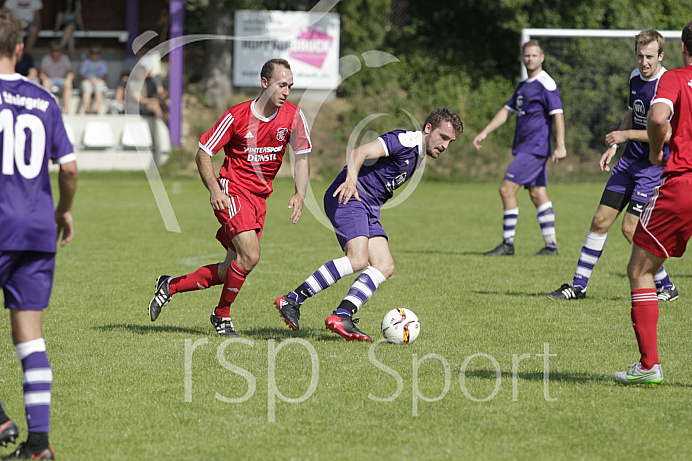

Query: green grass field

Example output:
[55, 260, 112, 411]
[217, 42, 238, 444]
[1, 172, 691, 460]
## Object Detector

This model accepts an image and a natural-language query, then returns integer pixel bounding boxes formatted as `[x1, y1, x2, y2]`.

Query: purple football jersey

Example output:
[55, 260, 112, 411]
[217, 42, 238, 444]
[624, 67, 669, 162]
[332, 130, 422, 207]
[505, 70, 563, 157]
[0, 74, 75, 253]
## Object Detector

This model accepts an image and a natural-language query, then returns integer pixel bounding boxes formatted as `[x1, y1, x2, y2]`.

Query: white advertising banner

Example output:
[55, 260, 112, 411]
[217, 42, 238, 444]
[233, 10, 340, 90]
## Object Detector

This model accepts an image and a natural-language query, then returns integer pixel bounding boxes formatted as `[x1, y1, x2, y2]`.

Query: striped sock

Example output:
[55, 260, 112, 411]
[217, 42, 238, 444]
[537, 201, 556, 247]
[16, 338, 52, 434]
[572, 232, 607, 291]
[654, 266, 674, 290]
[502, 208, 519, 244]
[336, 266, 387, 316]
[631, 289, 660, 369]
[288, 256, 354, 304]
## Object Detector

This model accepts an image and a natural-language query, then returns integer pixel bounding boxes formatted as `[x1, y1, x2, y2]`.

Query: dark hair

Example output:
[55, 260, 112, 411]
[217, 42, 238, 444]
[424, 108, 463, 135]
[683, 21, 692, 57]
[522, 39, 544, 53]
[57, 0, 79, 14]
[260, 59, 291, 81]
[0, 9, 23, 59]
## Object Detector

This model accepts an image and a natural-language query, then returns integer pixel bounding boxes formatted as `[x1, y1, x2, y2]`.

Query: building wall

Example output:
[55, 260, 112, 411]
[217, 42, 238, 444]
[36, 1, 169, 38]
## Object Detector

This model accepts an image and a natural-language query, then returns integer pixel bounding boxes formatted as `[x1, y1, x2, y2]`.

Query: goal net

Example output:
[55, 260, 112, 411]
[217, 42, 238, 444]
[520, 28, 684, 162]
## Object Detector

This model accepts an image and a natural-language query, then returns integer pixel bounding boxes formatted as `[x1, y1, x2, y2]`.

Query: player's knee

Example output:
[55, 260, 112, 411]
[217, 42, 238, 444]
[380, 262, 395, 279]
[348, 256, 368, 273]
[590, 214, 610, 234]
[621, 225, 635, 244]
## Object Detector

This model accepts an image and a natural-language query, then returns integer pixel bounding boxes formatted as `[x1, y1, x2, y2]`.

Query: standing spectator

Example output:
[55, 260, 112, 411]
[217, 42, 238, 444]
[0, 9, 78, 459]
[473, 40, 566, 256]
[53, 0, 84, 58]
[148, 59, 310, 336]
[613, 21, 692, 386]
[79, 45, 108, 114]
[3, 0, 41, 53]
[39, 40, 73, 114]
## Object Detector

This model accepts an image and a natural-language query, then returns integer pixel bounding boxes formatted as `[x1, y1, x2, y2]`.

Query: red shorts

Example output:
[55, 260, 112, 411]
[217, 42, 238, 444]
[633, 174, 692, 258]
[214, 190, 266, 251]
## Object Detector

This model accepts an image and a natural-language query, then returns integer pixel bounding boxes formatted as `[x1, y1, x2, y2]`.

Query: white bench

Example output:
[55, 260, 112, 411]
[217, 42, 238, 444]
[38, 30, 129, 43]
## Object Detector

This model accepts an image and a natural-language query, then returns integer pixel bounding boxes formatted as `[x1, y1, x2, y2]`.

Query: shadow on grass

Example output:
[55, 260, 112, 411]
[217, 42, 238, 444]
[241, 327, 346, 341]
[94, 323, 209, 335]
[460, 368, 692, 388]
[461, 368, 606, 384]
[471, 289, 625, 302]
[401, 249, 475, 256]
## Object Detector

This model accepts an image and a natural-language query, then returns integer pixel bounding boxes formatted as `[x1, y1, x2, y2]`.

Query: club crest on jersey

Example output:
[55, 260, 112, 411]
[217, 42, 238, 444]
[276, 128, 289, 142]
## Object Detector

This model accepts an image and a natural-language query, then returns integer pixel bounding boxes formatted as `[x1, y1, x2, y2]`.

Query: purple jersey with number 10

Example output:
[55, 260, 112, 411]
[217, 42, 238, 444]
[505, 70, 563, 157]
[0, 74, 75, 253]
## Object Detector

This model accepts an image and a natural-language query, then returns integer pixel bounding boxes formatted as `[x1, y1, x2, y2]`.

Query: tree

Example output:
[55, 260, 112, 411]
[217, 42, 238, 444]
[202, 0, 234, 110]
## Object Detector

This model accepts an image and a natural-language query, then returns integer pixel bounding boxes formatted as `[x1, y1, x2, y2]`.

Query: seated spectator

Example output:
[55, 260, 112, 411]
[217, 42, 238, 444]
[4, 0, 42, 53]
[16, 46, 39, 83]
[79, 45, 108, 114]
[54, 0, 85, 58]
[39, 41, 74, 114]
[123, 64, 169, 124]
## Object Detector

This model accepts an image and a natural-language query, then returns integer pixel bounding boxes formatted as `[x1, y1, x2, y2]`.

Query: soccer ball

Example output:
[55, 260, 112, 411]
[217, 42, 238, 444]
[381, 308, 420, 344]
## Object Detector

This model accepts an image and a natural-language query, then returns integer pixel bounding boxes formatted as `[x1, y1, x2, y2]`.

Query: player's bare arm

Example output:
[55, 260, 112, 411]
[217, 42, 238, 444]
[334, 139, 386, 204]
[647, 102, 671, 167]
[195, 148, 230, 210]
[601, 110, 632, 171]
[473, 108, 512, 150]
[551, 112, 566, 162]
[288, 153, 309, 224]
[56, 159, 78, 246]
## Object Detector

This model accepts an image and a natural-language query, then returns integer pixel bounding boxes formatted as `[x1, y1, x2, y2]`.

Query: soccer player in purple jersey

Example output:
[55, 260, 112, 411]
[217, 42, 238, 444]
[547, 29, 678, 302]
[0, 9, 77, 460]
[273, 109, 463, 341]
[474, 40, 566, 256]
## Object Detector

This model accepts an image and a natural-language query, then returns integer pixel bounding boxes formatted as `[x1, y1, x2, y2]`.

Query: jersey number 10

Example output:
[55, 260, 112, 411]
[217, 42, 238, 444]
[0, 108, 46, 180]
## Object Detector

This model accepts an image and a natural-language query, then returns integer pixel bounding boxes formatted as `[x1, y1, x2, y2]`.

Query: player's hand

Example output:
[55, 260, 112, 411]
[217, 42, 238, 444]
[55, 210, 74, 246]
[333, 178, 360, 204]
[472, 133, 486, 150]
[551, 145, 567, 162]
[288, 193, 303, 224]
[605, 130, 627, 148]
[209, 188, 230, 211]
[599, 146, 617, 172]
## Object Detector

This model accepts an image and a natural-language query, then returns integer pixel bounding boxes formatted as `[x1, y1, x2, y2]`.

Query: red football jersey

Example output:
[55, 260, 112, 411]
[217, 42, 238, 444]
[199, 99, 312, 197]
[651, 65, 692, 176]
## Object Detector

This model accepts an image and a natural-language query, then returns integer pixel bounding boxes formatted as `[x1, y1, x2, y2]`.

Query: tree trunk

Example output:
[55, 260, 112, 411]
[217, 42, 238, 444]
[202, 0, 233, 111]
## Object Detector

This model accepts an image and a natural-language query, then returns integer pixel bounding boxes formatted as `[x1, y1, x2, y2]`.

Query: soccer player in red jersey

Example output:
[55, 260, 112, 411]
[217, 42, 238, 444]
[613, 21, 692, 385]
[148, 59, 311, 336]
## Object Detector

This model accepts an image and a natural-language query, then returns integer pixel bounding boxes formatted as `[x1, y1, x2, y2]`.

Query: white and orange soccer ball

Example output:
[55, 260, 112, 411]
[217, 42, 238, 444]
[381, 308, 420, 344]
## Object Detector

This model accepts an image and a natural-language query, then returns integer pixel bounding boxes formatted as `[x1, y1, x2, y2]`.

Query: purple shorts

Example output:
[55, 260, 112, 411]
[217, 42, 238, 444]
[324, 183, 387, 250]
[504, 151, 548, 187]
[0, 251, 55, 310]
[604, 156, 664, 203]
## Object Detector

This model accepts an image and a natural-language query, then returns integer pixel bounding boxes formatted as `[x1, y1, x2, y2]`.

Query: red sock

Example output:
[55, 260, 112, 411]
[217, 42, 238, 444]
[631, 288, 660, 369]
[169, 264, 221, 294]
[215, 260, 249, 318]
